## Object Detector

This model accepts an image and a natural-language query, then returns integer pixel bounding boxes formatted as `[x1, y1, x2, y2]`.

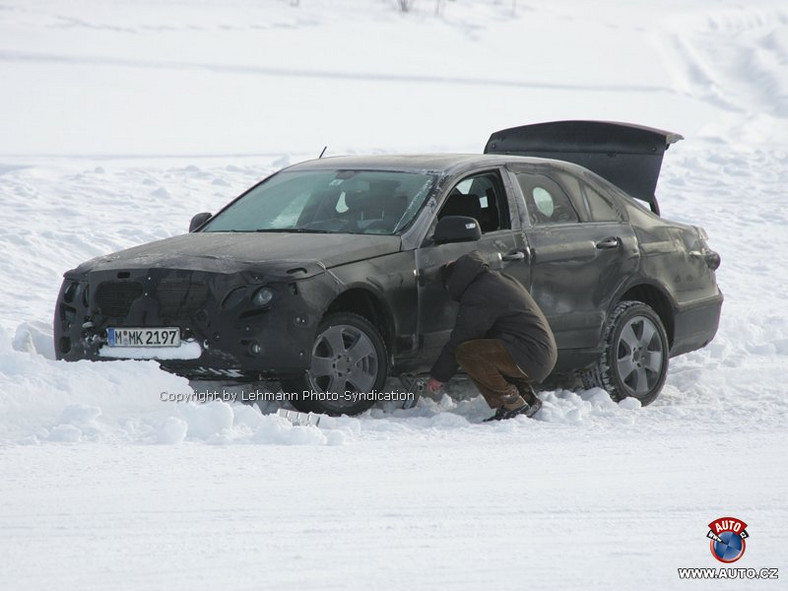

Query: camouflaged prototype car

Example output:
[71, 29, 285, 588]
[55, 121, 723, 415]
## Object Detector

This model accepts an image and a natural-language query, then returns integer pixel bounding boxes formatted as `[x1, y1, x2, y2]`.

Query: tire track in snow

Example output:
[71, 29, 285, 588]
[659, 6, 788, 118]
[0, 49, 674, 94]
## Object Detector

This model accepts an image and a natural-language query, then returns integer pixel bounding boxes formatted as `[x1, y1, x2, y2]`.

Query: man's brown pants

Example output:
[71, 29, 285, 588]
[456, 339, 534, 410]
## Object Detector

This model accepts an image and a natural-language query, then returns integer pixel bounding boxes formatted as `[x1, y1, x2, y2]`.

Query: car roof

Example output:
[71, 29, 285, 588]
[283, 153, 567, 176]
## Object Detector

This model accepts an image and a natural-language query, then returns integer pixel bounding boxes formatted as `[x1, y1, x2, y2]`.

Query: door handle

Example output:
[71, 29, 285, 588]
[502, 249, 529, 262]
[595, 237, 621, 250]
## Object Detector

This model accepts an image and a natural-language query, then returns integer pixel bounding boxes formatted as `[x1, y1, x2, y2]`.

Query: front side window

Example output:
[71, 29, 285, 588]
[438, 171, 510, 233]
[202, 169, 436, 235]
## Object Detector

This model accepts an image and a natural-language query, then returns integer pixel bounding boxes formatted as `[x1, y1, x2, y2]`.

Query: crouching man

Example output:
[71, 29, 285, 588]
[427, 251, 557, 421]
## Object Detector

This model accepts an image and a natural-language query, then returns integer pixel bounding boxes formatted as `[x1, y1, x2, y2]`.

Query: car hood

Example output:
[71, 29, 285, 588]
[71, 232, 402, 278]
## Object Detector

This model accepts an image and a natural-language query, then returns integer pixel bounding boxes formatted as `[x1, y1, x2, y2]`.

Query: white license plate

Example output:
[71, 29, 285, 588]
[108, 327, 181, 348]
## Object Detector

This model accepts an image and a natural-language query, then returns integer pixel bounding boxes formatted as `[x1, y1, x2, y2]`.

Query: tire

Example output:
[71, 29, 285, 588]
[591, 301, 669, 406]
[282, 313, 388, 416]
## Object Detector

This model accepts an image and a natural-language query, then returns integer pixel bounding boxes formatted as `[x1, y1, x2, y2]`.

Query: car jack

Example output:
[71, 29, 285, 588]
[277, 408, 322, 427]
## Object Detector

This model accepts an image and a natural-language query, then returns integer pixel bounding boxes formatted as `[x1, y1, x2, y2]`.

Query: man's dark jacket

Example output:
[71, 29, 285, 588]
[430, 251, 558, 383]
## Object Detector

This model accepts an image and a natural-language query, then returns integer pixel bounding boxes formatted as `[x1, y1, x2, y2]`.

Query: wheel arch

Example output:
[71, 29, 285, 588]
[323, 286, 395, 362]
[615, 282, 675, 347]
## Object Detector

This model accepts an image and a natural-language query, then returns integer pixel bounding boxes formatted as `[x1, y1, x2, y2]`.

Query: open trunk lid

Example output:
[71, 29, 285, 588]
[484, 120, 683, 215]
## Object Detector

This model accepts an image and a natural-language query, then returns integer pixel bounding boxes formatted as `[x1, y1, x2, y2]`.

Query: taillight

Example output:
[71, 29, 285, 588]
[691, 226, 720, 270]
[704, 251, 721, 271]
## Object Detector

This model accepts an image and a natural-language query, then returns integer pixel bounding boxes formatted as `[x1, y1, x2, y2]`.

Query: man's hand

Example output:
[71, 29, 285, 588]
[427, 377, 444, 393]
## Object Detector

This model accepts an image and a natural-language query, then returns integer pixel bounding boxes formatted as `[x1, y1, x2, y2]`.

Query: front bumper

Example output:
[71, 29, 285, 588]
[54, 266, 329, 380]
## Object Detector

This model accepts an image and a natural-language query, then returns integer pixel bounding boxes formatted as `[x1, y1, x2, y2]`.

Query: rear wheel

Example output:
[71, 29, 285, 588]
[283, 313, 388, 416]
[592, 301, 669, 406]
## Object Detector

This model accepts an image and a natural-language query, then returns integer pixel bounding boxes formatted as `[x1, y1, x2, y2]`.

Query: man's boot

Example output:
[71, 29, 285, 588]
[504, 377, 542, 418]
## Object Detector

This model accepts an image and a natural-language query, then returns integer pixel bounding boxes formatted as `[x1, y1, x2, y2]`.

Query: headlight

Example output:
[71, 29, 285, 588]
[252, 287, 274, 307]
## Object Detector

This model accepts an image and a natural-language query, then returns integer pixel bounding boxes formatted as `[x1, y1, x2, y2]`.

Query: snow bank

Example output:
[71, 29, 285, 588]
[0, 328, 350, 446]
[6, 323, 770, 449]
[2, 314, 711, 446]
[0, 328, 651, 446]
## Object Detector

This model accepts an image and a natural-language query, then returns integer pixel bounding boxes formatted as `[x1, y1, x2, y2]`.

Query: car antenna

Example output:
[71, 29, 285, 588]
[318, 146, 328, 159]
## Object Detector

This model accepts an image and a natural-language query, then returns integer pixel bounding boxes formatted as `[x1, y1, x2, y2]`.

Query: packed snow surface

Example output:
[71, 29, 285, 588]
[0, 0, 786, 589]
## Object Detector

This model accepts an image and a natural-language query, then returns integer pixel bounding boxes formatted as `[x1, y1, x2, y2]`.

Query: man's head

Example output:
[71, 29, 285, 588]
[441, 252, 489, 301]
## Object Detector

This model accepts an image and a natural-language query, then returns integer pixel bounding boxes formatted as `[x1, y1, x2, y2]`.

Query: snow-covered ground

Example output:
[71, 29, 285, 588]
[1, 1, 786, 589]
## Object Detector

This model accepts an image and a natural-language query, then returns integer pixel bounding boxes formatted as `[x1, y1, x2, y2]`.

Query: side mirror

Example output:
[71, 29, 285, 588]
[433, 216, 482, 245]
[189, 212, 212, 232]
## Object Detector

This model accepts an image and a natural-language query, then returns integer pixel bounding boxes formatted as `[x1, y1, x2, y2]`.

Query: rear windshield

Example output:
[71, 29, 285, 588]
[202, 169, 436, 235]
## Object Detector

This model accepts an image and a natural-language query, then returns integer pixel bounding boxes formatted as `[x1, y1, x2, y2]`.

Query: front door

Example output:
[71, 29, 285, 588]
[414, 168, 530, 371]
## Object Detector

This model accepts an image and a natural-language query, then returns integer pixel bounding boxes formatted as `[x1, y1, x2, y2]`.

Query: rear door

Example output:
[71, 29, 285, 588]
[506, 163, 639, 352]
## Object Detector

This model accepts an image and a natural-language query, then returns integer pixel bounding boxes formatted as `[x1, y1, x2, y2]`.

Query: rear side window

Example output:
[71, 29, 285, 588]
[552, 171, 623, 223]
[582, 182, 623, 222]
[515, 173, 579, 225]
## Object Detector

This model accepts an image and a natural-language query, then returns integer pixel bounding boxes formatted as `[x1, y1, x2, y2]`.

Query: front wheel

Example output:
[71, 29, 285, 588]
[591, 301, 669, 406]
[282, 313, 388, 416]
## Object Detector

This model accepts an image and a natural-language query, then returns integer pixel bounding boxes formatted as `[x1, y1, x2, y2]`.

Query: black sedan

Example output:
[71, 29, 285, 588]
[54, 121, 723, 415]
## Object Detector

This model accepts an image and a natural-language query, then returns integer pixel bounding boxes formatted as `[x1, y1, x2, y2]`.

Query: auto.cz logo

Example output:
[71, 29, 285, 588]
[677, 567, 779, 581]
[707, 517, 748, 563]
[676, 517, 780, 581]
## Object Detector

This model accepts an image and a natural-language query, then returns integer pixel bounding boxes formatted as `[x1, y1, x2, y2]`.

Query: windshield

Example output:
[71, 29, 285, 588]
[202, 169, 437, 235]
